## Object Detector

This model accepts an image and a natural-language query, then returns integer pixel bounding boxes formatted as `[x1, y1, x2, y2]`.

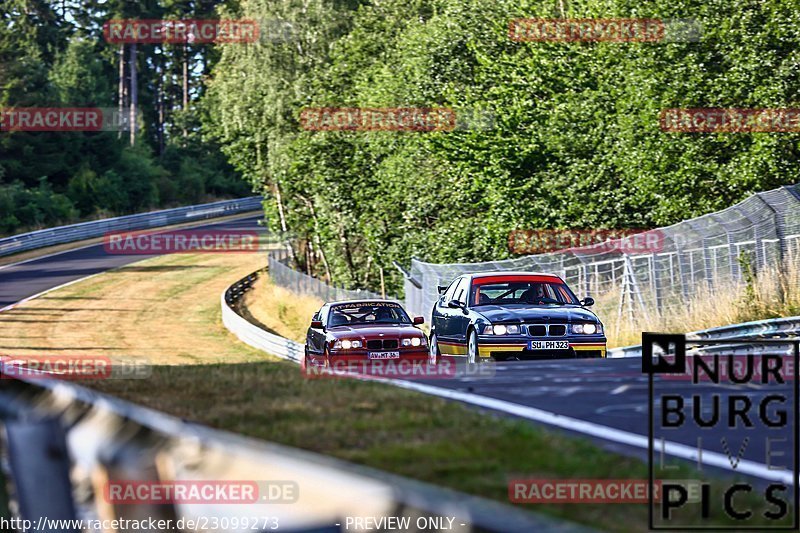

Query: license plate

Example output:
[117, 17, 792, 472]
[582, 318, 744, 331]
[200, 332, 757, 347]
[530, 341, 569, 350]
[368, 351, 400, 360]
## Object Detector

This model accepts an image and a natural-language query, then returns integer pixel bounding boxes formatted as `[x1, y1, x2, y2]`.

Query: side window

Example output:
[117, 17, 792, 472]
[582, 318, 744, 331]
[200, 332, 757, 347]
[454, 278, 470, 304]
[319, 306, 329, 327]
[442, 278, 460, 303]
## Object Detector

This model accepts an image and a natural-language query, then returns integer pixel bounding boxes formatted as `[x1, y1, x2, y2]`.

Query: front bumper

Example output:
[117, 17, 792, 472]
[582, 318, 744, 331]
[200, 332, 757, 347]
[326, 348, 429, 363]
[476, 336, 607, 359]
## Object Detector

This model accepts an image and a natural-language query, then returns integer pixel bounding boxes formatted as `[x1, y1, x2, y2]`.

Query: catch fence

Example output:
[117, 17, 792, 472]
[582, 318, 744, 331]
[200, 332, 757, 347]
[403, 185, 800, 323]
[268, 249, 389, 303]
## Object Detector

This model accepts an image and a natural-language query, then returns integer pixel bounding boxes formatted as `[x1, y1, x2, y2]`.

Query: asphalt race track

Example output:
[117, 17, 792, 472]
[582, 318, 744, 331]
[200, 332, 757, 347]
[2, 217, 795, 489]
[0, 215, 263, 309]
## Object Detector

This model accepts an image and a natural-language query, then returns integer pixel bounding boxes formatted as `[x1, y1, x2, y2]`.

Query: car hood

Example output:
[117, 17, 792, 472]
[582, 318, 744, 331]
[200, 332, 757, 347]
[474, 305, 599, 323]
[327, 323, 423, 338]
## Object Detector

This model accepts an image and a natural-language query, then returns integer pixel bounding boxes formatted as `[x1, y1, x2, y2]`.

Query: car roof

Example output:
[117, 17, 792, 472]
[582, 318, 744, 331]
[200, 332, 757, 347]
[467, 271, 563, 279]
[326, 299, 403, 306]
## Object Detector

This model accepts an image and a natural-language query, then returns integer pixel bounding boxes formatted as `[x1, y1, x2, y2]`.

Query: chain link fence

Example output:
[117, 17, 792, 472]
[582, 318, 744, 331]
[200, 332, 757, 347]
[403, 185, 800, 326]
[268, 249, 388, 302]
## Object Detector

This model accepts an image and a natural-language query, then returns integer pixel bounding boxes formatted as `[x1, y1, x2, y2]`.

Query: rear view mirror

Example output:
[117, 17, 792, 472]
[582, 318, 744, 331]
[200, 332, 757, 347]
[413, 316, 425, 325]
[447, 299, 464, 309]
[581, 297, 595, 307]
[310, 320, 323, 329]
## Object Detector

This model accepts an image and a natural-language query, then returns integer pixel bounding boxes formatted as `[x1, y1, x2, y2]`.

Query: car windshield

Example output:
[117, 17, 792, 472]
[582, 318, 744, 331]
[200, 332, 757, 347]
[328, 302, 411, 326]
[470, 277, 579, 307]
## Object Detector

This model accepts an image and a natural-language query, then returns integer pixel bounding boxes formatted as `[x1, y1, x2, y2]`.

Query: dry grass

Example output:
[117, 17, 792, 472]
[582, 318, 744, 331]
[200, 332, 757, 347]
[240, 275, 323, 342]
[0, 251, 271, 364]
[602, 257, 800, 348]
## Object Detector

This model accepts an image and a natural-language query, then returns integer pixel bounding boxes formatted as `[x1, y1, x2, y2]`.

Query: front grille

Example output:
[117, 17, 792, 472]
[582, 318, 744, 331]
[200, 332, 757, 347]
[528, 325, 547, 336]
[366, 339, 398, 350]
[526, 324, 567, 336]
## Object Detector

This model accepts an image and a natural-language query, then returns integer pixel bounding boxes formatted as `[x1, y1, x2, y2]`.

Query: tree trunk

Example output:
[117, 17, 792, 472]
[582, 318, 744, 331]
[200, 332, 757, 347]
[129, 43, 138, 146]
[117, 45, 125, 139]
[182, 44, 189, 137]
[156, 45, 164, 155]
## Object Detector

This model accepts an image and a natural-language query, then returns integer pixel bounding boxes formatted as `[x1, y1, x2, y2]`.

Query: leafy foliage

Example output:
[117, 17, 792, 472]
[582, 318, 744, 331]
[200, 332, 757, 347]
[207, 0, 800, 294]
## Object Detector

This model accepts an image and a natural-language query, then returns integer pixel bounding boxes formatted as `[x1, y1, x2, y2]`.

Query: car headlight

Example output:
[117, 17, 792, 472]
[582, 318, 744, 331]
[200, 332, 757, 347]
[336, 339, 361, 349]
[482, 324, 520, 335]
[572, 323, 601, 334]
[402, 337, 425, 347]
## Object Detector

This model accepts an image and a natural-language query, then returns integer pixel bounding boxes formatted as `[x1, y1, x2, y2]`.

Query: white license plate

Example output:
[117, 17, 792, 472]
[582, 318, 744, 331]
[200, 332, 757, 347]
[530, 341, 569, 350]
[368, 351, 400, 360]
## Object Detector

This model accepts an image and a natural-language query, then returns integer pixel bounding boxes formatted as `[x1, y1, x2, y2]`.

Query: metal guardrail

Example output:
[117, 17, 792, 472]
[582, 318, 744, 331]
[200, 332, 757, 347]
[0, 196, 264, 258]
[222, 271, 304, 363]
[607, 315, 800, 358]
[0, 365, 583, 532]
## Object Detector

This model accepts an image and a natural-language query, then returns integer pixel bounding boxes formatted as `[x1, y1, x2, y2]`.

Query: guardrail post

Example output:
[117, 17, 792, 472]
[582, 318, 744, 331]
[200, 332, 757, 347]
[4, 418, 79, 529]
[92, 439, 178, 527]
[0, 454, 9, 520]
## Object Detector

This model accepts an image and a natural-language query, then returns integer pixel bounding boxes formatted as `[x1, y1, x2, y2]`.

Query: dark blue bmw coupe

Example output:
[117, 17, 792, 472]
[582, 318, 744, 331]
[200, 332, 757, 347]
[429, 272, 606, 363]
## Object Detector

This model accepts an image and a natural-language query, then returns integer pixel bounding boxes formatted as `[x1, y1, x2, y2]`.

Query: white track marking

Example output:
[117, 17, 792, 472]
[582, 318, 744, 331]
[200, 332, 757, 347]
[377, 377, 794, 484]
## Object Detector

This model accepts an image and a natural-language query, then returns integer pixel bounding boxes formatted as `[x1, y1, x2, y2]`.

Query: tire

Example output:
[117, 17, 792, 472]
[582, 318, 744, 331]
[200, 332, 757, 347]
[467, 328, 479, 364]
[429, 333, 441, 365]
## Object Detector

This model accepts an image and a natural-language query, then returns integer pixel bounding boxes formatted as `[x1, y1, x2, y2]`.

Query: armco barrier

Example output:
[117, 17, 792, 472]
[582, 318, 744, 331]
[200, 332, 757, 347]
[222, 270, 304, 362]
[607, 315, 800, 358]
[0, 196, 264, 258]
[0, 368, 585, 532]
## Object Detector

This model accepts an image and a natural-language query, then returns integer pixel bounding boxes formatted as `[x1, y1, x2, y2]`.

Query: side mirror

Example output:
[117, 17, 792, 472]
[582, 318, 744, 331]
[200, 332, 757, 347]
[413, 316, 425, 325]
[311, 320, 324, 329]
[581, 297, 595, 307]
[447, 299, 464, 309]
[437, 285, 448, 294]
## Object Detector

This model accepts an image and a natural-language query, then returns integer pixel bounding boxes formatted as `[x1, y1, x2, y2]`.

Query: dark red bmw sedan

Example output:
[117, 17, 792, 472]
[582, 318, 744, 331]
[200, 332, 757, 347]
[304, 300, 428, 369]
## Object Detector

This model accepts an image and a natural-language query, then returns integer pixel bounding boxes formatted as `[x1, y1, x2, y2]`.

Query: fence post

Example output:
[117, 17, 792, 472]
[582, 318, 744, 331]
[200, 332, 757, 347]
[686, 220, 713, 289]
[651, 253, 662, 316]
[756, 192, 786, 266]
[675, 242, 690, 301]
